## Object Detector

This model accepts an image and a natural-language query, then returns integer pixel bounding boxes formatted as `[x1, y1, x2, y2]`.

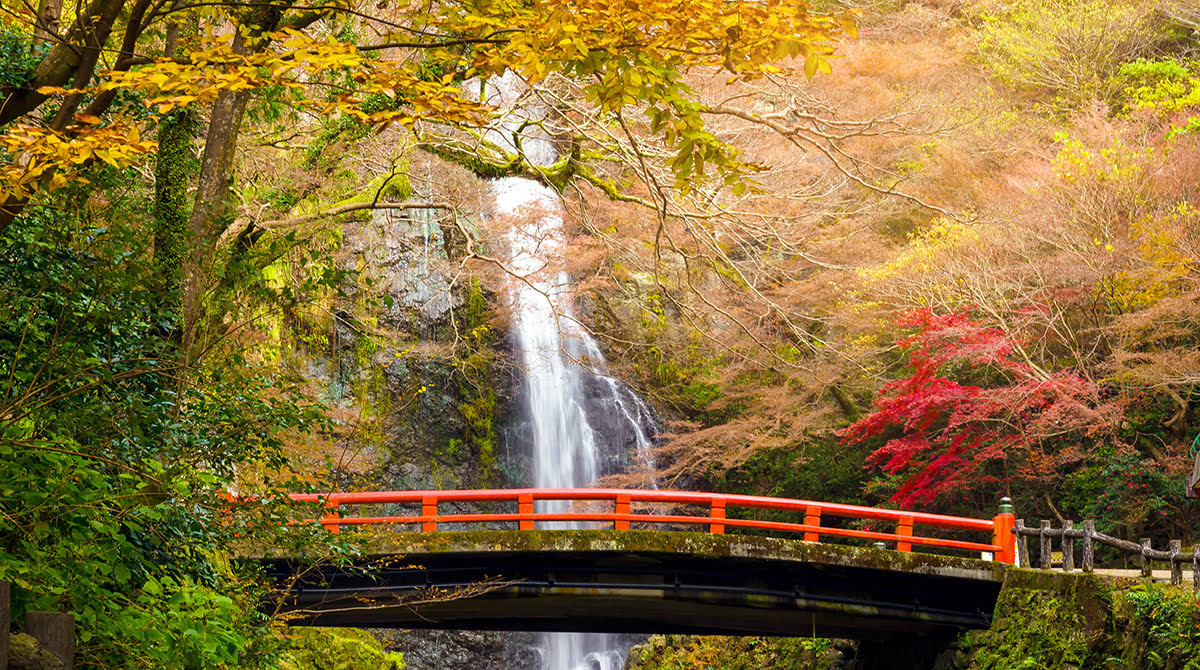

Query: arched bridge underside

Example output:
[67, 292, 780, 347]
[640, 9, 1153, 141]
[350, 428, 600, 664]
[257, 530, 1008, 639]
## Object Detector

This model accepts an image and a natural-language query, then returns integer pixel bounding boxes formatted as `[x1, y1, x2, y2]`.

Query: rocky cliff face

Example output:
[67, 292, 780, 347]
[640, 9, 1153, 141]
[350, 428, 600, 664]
[306, 201, 544, 667]
[323, 204, 514, 491]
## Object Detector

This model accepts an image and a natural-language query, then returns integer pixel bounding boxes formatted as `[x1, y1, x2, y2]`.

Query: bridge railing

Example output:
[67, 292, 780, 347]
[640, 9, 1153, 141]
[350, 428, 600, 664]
[287, 488, 1017, 564]
[1016, 518, 1200, 591]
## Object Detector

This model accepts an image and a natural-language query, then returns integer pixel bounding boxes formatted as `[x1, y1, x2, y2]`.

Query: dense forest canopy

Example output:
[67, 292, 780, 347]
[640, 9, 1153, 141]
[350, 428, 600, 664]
[1, 0, 1199, 665]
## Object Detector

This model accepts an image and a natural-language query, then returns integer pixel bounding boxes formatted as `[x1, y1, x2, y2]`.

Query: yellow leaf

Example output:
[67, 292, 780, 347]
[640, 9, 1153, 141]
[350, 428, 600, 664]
[804, 54, 819, 79]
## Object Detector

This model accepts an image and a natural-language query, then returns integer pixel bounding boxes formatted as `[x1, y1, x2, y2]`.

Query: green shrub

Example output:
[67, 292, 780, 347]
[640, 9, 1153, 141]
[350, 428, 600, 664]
[970, 0, 1163, 108]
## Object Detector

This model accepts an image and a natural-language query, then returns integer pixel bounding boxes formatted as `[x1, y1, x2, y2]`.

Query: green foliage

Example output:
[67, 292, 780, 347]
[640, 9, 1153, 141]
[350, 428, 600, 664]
[0, 30, 43, 87]
[1113, 57, 1200, 135]
[1118, 586, 1200, 669]
[968, 580, 1200, 670]
[633, 293, 730, 422]
[709, 441, 870, 507]
[1062, 446, 1180, 540]
[1116, 58, 1200, 113]
[0, 203, 344, 668]
[970, 587, 1095, 669]
[970, 0, 1162, 108]
[304, 115, 370, 169]
[280, 628, 405, 670]
[629, 583, 1200, 670]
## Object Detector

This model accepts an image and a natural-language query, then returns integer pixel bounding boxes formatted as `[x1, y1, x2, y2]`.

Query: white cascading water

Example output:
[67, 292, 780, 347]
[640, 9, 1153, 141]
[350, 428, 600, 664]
[475, 72, 656, 670]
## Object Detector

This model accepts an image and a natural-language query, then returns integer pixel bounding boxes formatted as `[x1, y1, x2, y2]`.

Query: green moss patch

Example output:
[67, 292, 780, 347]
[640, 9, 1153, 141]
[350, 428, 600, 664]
[280, 627, 405, 670]
[627, 635, 844, 670]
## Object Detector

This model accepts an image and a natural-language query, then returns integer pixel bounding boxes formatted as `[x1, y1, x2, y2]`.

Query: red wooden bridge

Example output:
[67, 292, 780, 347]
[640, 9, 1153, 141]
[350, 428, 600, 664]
[288, 487, 1017, 564]
[258, 488, 1017, 649]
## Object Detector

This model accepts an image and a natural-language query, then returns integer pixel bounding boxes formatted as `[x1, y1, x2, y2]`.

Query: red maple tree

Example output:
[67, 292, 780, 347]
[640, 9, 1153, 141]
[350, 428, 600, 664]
[841, 309, 1125, 509]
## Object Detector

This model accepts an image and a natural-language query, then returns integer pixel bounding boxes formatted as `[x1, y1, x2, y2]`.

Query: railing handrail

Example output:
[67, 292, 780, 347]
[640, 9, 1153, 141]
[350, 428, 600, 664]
[290, 488, 996, 530]
[277, 488, 1017, 564]
[1015, 518, 1200, 592]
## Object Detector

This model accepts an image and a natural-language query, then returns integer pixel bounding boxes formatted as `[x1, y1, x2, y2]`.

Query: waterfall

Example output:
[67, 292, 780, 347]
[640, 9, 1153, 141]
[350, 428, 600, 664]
[479, 73, 656, 670]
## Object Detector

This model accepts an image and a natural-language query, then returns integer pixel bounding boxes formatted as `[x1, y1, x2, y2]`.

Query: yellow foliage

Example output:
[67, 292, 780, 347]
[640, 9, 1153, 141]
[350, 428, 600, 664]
[970, 0, 1158, 105]
[860, 217, 980, 283]
[0, 0, 36, 30]
[1049, 133, 1194, 312]
[0, 119, 157, 201]
[1100, 205, 1197, 312]
[9, 0, 855, 205]
[1051, 134, 1150, 184]
[41, 30, 489, 126]
[8, 30, 490, 203]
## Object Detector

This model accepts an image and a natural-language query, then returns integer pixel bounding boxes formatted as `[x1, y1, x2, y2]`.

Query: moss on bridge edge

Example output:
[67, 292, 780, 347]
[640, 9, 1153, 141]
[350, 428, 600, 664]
[334, 529, 1010, 582]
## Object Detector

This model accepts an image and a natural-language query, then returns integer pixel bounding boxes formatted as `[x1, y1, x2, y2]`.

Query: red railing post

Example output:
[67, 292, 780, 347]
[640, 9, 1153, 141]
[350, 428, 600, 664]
[518, 493, 534, 530]
[803, 506, 822, 543]
[897, 516, 913, 552]
[422, 495, 438, 532]
[615, 494, 631, 530]
[709, 498, 726, 534]
[322, 496, 340, 535]
[992, 497, 1016, 564]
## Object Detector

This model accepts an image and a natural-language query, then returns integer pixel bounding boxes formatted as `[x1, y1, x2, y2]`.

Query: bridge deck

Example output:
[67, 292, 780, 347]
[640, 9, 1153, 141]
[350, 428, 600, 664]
[257, 530, 1008, 638]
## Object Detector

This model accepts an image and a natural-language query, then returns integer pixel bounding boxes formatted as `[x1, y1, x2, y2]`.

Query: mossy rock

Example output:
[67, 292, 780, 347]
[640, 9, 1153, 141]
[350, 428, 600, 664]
[280, 627, 405, 670]
[9, 633, 65, 670]
[625, 635, 845, 670]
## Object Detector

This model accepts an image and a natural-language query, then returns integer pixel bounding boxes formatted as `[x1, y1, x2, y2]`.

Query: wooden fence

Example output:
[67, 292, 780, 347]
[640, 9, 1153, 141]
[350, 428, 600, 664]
[1015, 519, 1199, 592]
[0, 581, 75, 670]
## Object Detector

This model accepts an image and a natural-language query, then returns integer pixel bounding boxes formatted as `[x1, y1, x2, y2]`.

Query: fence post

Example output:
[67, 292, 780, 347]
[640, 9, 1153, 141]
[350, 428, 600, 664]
[1140, 538, 1153, 578]
[1039, 520, 1052, 569]
[1016, 519, 1030, 567]
[518, 493, 534, 531]
[322, 496, 340, 535]
[1062, 520, 1075, 572]
[1170, 540, 1182, 586]
[709, 498, 726, 535]
[1193, 545, 1199, 596]
[614, 494, 630, 531]
[1, 580, 9, 670]
[992, 498, 1016, 564]
[803, 506, 822, 543]
[26, 612, 73, 670]
[421, 495, 438, 533]
[897, 516, 914, 553]
[1082, 520, 1095, 573]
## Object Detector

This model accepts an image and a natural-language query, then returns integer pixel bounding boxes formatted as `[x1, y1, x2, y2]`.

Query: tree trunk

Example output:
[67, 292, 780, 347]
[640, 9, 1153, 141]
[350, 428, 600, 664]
[0, 0, 128, 127]
[151, 12, 196, 319]
[179, 4, 281, 360]
[33, 0, 63, 46]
